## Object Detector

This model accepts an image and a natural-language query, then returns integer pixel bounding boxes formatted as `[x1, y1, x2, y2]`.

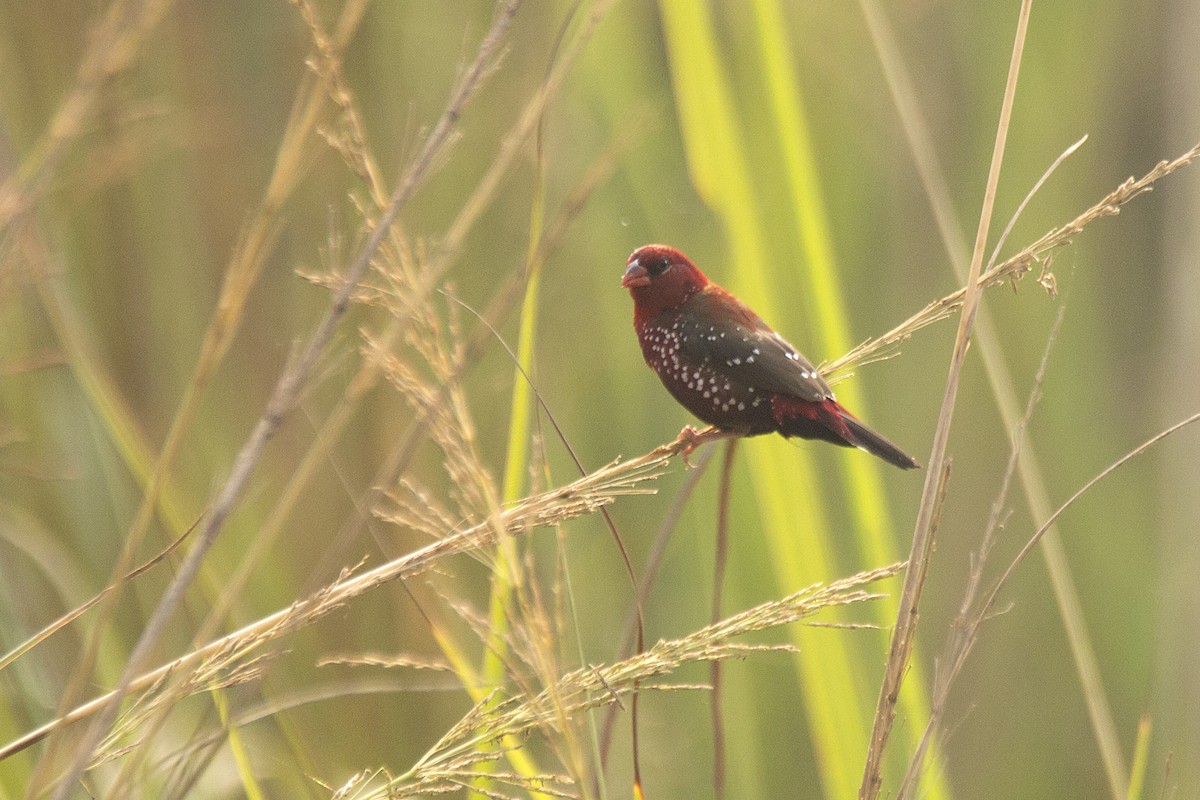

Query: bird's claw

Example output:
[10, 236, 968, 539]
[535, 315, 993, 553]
[674, 425, 705, 467]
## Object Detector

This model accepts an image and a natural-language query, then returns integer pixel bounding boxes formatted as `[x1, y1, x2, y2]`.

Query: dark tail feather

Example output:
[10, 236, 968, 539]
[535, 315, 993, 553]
[774, 396, 920, 470]
[839, 413, 921, 470]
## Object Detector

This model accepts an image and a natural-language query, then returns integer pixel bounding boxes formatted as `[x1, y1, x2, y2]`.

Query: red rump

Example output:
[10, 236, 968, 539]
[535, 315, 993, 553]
[622, 244, 919, 470]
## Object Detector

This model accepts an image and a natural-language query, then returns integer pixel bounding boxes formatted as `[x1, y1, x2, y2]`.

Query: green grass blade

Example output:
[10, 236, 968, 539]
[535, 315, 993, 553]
[474, 119, 550, 798]
[657, 2, 877, 795]
[1126, 714, 1151, 800]
[746, 1, 948, 796]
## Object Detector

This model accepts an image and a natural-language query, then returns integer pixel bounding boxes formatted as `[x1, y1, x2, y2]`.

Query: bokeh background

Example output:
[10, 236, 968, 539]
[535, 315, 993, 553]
[1, 1, 1198, 798]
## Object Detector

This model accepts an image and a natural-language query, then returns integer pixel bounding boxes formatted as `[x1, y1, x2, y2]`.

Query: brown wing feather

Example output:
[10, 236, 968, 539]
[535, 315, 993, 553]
[675, 288, 833, 403]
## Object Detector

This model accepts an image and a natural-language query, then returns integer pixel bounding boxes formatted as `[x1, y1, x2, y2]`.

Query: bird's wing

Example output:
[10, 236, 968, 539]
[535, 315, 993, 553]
[675, 288, 834, 403]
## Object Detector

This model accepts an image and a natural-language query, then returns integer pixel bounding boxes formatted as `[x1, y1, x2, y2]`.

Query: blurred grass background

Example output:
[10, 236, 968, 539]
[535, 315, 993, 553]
[1, 1, 1198, 798]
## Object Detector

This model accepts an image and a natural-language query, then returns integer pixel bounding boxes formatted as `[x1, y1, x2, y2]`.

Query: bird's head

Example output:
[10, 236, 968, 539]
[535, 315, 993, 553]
[621, 245, 710, 319]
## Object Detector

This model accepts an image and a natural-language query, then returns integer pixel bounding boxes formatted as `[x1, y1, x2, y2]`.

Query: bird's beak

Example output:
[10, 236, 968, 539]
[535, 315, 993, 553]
[621, 259, 651, 289]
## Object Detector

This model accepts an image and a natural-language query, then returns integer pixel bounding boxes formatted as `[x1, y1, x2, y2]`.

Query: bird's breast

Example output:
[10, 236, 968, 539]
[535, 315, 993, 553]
[636, 317, 776, 434]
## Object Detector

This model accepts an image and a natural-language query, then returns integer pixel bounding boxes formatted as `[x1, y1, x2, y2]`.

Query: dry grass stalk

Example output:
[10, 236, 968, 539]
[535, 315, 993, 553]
[39, 5, 522, 796]
[0, 435, 676, 765]
[842, 138, 1200, 800]
[896, 307, 1064, 798]
[8, 5, 1197, 793]
[0, 0, 175, 232]
[899, 407, 1200, 796]
[11, 124, 1197, 787]
[861, 1, 1192, 788]
[335, 563, 904, 799]
[94, 4, 406, 790]
[823, 139, 1200, 381]
[198, 0, 624, 642]
[860, 3, 1033, 796]
[848, 14, 1200, 796]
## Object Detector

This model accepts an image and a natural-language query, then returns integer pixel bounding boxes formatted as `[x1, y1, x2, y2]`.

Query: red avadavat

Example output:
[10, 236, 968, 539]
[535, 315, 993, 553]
[622, 244, 919, 470]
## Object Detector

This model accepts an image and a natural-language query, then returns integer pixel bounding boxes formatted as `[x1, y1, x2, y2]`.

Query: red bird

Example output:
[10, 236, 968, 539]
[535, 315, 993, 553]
[622, 244, 919, 470]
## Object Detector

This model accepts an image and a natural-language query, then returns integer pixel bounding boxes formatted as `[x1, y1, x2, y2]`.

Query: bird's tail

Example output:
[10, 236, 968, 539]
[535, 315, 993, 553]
[775, 397, 920, 470]
[836, 408, 921, 470]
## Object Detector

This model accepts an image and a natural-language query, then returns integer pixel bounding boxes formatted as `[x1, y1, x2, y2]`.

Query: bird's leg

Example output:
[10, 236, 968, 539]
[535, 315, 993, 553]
[673, 425, 729, 467]
[673, 425, 704, 467]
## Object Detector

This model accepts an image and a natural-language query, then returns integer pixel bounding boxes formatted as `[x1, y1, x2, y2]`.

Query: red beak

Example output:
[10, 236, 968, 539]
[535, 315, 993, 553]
[621, 260, 651, 288]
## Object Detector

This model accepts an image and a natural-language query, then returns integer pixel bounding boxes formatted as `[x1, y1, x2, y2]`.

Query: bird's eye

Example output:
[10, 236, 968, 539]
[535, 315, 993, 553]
[646, 257, 671, 277]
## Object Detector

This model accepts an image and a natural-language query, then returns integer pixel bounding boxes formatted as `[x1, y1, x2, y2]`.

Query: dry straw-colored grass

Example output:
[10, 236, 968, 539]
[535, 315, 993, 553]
[328, 564, 903, 800]
[7, 130, 1194, 791]
[4, 1, 1200, 798]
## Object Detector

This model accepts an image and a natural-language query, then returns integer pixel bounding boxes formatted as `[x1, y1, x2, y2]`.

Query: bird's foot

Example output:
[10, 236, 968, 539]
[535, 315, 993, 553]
[674, 425, 706, 467]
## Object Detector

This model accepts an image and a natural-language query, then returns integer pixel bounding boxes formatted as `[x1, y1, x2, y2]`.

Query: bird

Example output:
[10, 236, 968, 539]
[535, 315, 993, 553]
[621, 244, 920, 470]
